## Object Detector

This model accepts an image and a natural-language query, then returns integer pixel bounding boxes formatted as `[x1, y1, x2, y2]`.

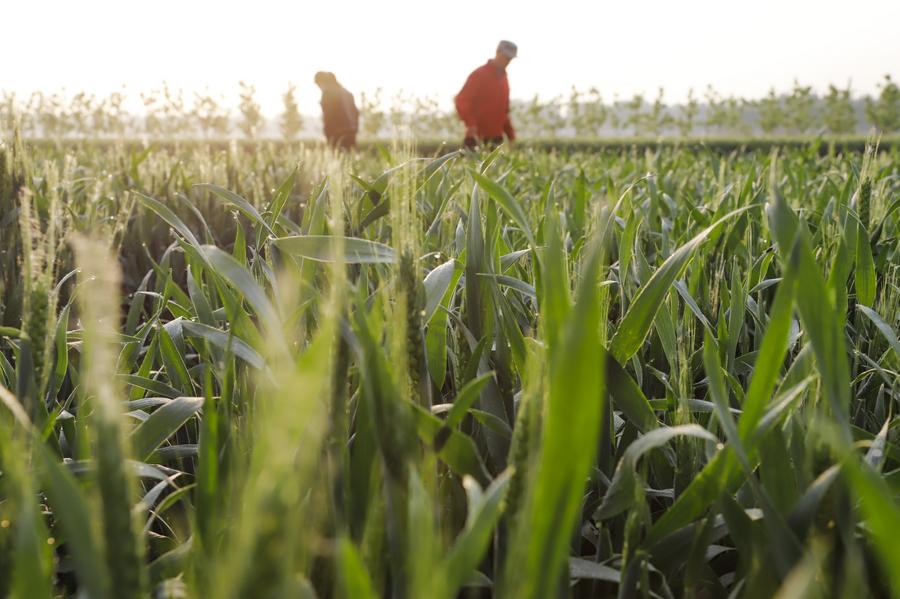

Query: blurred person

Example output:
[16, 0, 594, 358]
[315, 71, 359, 150]
[454, 40, 517, 149]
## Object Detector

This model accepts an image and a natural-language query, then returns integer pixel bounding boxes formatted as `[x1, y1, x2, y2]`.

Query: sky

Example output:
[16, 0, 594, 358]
[4, 0, 900, 115]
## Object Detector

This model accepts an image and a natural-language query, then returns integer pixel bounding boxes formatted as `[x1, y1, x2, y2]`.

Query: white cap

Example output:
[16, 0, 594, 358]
[497, 40, 518, 59]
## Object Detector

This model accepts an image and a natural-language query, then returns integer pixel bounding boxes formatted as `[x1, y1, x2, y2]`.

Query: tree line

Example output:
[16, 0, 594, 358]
[1, 76, 898, 140]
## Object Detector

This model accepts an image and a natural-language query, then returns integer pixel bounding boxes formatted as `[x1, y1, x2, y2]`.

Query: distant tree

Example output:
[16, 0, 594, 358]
[784, 80, 817, 134]
[574, 87, 607, 137]
[704, 86, 726, 134]
[140, 90, 163, 138]
[676, 88, 699, 137]
[280, 83, 304, 140]
[22, 93, 40, 137]
[864, 74, 900, 133]
[608, 94, 621, 133]
[70, 92, 95, 137]
[107, 90, 132, 137]
[735, 98, 755, 135]
[238, 81, 264, 138]
[426, 95, 455, 140]
[192, 92, 230, 138]
[388, 90, 408, 134]
[542, 95, 566, 138]
[645, 87, 672, 136]
[822, 83, 856, 134]
[429, 106, 457, 141]
[756, 88, 784, 135]
[32, 91, 70, 139]
[567, 87, 584, 135]
[1, 92, 19, 136]
[411, 94, 446, 139]
[704, 86, 746, 135]
[359, 89, 386, 138]
[510, 95, 536, 138]
[410, 94, 430, 139]
[3, 92, 38, 136]
[587, 88, 608, 136]
[729, 98, 752, 135]
[506, 94, 539, 138]
[90, 95, 109, 136]
[520, 94, 546, 138]
[362, 90, 384, 138]
[625, 93, 645, 136]
[159, 84, 190, 138]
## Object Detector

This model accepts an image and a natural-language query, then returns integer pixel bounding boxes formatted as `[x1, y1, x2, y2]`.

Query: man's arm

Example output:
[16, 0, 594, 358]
[321, 98, 334, 138]
[345, 91, 359, 133]
[503, 79, 515, 141]
[503, 116, 515, 142]
[454, 70, 480, 133]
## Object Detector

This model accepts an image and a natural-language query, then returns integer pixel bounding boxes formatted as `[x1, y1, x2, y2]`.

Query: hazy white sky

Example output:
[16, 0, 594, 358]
[4, 0, 899, 113]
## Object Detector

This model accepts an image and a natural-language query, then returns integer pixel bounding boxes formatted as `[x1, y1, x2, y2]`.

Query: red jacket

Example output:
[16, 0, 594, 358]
[320, 83, 358, 140]
[455, 60, 515, 140]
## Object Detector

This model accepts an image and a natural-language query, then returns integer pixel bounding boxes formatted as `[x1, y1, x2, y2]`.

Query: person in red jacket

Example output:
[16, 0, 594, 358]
[455, 40, 517, 149]
[315, 71, 359, 150]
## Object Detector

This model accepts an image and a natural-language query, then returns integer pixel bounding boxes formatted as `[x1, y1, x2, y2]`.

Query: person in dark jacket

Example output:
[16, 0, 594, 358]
[455, 40, 517, 149]
[315, 71, 359, 150]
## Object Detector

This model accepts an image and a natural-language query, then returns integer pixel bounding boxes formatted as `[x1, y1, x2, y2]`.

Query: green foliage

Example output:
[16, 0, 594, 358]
[822, 84, 857, 134]
[567, 86, 607, 137]
[705, 86, 746, 135]
[237, 81, 264, 139]
[358, 89, 386, 139]
[191, 92, 231, 138]
[757, 88, 786, 134]
[280, 83, 304, 141]
[784, 80, 818, 134]
[625, 92, 646, 136]
[5, 75, 900, 139]
[677, 88, 700, 136]
[0, 139, 898, 599]
[865, 74, 900, 133]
